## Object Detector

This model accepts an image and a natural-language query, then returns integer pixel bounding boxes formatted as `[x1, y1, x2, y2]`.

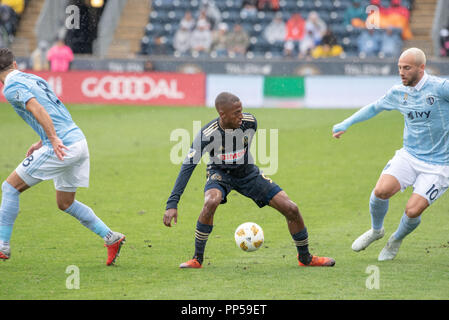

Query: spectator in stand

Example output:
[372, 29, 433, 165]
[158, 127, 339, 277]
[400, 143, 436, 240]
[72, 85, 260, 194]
[211, 22, 229, 57]
[144, 59, 154, 71]
[439, 25, 449, 57]
[241, 2, 258, 18]
[305, 11, 327, 45]
[199, 0, 221, 30]
[367, 0, 412, 40]
[379, 27, 402, 57]
[154, 36, 169, 55]
[0, 4, 17, 36]
[298, 24, 317, 59]
[343, 0, 367, 28]
[46, 38, 74, 72]
[173, 21, 192, 56]
[242, 0, 258, 8]
[257, 0, 280, 11]
[196, 9, 211, 30]
[190, 19, 212, 57]
[384, 0, 412, 39]
[387, 0, 410, 21]
[264, 12, 286, 45]
[179, 11, 196, 31]
[311, 29, 344, 58]
[30, 40, 50, 71]
[284, 13, 306, 57]
[226, 23, 250, 57]
[1, 0, 24, 16]
[357, 28, 381, 57]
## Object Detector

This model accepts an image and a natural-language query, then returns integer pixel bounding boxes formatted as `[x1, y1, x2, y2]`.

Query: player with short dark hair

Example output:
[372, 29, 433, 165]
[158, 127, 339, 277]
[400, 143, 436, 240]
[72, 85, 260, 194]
[0, 48, 125, 265]
[164, 92, 335, 268]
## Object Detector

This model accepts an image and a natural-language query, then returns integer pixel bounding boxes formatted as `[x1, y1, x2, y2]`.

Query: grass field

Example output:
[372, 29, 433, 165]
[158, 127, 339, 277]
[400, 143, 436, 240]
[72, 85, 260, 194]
[0, 103, 448, 300]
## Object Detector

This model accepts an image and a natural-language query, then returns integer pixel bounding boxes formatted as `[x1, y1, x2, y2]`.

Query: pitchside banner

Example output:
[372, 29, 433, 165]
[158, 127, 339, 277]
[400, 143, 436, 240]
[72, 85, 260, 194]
[0, 71, 206, 106]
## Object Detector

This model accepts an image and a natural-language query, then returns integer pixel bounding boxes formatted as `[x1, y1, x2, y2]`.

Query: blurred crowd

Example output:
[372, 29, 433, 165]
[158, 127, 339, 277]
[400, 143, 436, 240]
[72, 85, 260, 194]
[0, 0, 25, 48]
[440, 23, 449, 57]
[142, 0, 416, 59]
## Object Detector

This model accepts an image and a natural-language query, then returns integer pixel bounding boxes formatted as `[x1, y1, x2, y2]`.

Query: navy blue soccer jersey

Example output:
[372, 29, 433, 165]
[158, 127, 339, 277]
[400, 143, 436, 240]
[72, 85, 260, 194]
[166, 113, 257, 209]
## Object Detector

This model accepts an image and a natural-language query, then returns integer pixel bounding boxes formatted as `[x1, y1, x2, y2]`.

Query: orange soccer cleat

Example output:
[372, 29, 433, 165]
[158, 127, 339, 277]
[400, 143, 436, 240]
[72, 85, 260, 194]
[298, 255, 335, 267]
[104, 233, 126, 266]
[179, 258, 202, 269]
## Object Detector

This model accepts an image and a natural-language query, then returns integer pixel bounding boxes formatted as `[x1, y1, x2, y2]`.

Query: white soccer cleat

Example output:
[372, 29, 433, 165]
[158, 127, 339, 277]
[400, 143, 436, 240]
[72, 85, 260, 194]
[351, 228, 385, 252]
[378, 234, 402, 261]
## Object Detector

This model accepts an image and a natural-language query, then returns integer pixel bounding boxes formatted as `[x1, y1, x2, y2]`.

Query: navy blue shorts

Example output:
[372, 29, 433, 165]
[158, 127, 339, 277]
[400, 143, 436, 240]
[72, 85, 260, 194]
[204, 165, 282, 208]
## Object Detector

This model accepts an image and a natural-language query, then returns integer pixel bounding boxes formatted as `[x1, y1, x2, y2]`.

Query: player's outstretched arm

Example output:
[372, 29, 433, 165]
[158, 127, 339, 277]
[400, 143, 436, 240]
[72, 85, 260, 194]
[25, 98, 68, 160]
[332, 102, 382, 139]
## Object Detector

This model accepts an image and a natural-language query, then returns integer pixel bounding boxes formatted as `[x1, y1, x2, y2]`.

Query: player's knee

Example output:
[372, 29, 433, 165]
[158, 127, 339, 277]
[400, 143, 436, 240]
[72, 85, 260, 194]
[405, 205, 424, 218]
[373, 187, 393, 200]
[203, 193, 221, 211]
[57, 199, 74, 211]
[283, 201, 300, 221]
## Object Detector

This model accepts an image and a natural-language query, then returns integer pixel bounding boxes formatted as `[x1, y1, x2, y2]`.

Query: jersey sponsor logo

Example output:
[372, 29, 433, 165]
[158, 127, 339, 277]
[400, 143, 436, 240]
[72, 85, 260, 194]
[219, 149, 246, 162]
[407, 110, 431, 120]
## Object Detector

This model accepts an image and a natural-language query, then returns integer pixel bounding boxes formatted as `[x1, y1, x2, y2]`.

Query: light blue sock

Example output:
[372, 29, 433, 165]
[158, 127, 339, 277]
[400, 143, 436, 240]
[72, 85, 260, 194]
[0, 181, 20, 246]
[64, 200, 112, 240]
[369, 190, 389, 231]
[393, 213, 421, 240]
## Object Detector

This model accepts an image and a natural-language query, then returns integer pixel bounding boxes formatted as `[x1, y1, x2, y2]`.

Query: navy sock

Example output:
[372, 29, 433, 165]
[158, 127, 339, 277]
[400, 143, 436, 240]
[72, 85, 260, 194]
[292, 228, 312, 264]
[194, 220, 213, 264]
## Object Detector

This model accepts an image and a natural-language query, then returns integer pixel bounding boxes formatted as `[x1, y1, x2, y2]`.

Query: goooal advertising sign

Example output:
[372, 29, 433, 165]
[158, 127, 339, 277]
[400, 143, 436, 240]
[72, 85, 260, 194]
[0, 71, 206, 106]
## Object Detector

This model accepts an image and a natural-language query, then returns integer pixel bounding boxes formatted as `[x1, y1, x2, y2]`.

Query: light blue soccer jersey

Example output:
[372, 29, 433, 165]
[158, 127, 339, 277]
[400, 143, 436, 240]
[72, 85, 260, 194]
[334, 73, 449, 165]
[3, 70, 85, 147]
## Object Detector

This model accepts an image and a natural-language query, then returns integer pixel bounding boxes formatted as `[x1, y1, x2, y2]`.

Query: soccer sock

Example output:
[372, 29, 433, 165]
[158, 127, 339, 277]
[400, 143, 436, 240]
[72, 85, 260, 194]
[0, 181, 20, 247]
[392, 213, 421, 241]
[64, 200, 112, 240]
[292, 227, 312, 264]
[193, 220, 213, 264]
[369, 190, 389, 231]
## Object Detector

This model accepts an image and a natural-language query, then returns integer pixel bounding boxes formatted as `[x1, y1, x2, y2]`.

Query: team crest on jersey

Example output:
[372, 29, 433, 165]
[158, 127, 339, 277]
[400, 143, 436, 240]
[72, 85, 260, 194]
[402, 93, 408, 105]
[210, 173, 222, 181]
[426, 95, 435, 106]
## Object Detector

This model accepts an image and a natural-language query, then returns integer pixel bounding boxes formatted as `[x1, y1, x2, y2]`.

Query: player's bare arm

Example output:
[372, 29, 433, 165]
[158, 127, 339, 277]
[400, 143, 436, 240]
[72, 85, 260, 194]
[25, 98, 68, 161]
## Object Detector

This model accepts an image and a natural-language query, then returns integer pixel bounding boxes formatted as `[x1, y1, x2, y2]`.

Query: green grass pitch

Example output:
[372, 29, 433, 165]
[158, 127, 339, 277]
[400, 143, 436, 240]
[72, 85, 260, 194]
[0, 103, 448, 300]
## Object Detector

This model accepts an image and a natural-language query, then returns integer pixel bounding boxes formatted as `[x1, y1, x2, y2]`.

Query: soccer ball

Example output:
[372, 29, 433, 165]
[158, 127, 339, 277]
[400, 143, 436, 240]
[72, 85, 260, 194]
[234, 222, 264, 252]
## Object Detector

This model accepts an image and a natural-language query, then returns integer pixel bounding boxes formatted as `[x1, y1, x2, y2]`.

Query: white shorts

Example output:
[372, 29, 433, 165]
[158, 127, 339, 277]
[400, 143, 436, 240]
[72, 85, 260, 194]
[15, 139, 90, 192]
[382, 148, 449, 204]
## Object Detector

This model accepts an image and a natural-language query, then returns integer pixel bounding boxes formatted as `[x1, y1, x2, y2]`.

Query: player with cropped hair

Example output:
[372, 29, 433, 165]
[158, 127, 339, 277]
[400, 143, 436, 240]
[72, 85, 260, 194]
[164, 92, 335, 268]
[0, 48, 125, 265]
[333, 47, 449, 261]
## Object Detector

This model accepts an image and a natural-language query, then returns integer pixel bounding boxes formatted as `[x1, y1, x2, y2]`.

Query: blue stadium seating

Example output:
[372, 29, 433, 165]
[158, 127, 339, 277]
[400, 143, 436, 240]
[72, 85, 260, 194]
[141, 0, 413, 58]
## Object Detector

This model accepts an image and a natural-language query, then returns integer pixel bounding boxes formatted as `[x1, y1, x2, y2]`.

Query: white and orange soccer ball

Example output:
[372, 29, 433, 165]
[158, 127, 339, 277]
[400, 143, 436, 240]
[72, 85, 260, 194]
[234, 222, 264, 252]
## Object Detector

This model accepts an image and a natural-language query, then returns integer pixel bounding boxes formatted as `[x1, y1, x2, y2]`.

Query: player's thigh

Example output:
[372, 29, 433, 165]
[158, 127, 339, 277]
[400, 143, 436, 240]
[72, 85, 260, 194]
[235, 169, 282, 208]
[413, 173, 449, 207]
[405, 193, 429, 218]
[268, 190, 299, 217]
[377, 150, 416, 198]
[204, 169, 232, 205]
[374, 174, 402, 199]
[5, 171, 33, 193]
